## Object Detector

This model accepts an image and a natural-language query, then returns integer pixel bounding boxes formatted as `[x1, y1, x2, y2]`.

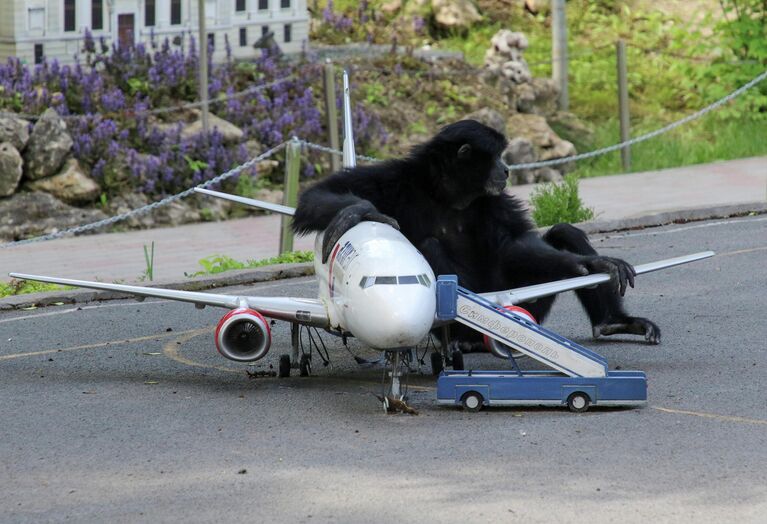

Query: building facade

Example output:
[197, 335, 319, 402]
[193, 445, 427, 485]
[0, 0, 309, 65]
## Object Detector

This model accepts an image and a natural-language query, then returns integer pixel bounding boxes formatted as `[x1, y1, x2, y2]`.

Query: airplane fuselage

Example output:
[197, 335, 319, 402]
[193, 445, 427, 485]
[315, 222, 436, 349]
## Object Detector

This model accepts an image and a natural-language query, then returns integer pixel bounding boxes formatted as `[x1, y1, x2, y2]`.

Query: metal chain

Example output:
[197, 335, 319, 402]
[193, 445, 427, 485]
[0, 75, 297, 122]
[1, 141, 289, 249]
[300, 141, 380, 163]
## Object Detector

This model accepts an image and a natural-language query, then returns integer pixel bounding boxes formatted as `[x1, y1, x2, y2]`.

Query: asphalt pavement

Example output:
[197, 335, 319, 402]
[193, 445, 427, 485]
[1, 215, 765, 523]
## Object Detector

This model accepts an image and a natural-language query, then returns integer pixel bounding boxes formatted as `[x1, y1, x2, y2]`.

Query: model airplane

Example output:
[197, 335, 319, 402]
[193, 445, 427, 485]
[9, 71, 714, 409]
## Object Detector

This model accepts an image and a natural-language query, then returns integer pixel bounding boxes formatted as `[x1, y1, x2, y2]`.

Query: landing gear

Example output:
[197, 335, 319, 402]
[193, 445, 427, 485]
[299, 354, 311, 377]
[278, 354, 291, 378]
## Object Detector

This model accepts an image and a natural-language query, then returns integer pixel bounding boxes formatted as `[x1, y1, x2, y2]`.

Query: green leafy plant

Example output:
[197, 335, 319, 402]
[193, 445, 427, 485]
[141, 241, 155, 282]
[188, 251, 315, 277]
[530, 174, 595, 227]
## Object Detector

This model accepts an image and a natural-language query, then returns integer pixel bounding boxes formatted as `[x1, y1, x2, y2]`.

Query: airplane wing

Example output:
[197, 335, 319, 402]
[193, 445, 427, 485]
[8, 273, 329, 328]
[479, 251, 715, 306]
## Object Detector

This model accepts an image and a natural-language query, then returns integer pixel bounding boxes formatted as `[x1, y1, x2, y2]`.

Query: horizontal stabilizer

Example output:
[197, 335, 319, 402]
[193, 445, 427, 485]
[481, 251, 715, 306]
[195, 188, 295, 216]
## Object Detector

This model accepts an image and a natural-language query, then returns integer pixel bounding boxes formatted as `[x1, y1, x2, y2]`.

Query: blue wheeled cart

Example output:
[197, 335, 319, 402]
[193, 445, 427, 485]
[434, 275, 648, 413]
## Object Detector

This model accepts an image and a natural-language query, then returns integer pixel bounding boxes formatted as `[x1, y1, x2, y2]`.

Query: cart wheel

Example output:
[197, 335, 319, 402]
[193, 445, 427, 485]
[451, 349, 464, 371]
[567, 392, 590, 413]
[299, 354, 311, 377]
[430, 352, 444, 376]
[461, 391, 484, 413]
[278, 354, 291, 378]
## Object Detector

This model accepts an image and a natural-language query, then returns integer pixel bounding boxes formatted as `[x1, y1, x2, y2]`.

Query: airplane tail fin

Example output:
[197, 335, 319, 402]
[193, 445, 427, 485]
[194, 187, 295, 216]
[342, 70, 356, 169]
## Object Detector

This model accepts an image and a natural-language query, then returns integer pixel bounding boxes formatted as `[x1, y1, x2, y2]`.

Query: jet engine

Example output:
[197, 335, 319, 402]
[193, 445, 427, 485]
[215, 308, 271, 362]
[484, 306, 537, 359]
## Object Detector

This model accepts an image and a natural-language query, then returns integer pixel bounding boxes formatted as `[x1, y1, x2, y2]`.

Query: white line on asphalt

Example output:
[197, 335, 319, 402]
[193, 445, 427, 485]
[594, 215, 767, 240]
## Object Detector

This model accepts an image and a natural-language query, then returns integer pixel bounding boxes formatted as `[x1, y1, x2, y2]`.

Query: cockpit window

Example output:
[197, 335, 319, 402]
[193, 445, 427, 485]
[359, 274, 432, 288]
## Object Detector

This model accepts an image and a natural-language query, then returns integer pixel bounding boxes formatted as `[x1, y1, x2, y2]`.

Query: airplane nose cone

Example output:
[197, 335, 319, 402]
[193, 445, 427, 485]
[348, 287, 436, 349]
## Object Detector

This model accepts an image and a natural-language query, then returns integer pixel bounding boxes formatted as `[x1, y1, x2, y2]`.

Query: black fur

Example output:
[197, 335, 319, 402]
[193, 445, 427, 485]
[293, 120, 660, 344]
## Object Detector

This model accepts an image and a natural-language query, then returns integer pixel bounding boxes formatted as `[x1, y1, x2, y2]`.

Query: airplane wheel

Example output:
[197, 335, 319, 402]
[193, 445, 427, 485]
[278, 354, 291, 378]
[567, 392, 590, 413]
[430, 352, 444, 376]
[299, 354, 311, 377]
[451, 350, 464, 371]
[461, 391, 483, 413]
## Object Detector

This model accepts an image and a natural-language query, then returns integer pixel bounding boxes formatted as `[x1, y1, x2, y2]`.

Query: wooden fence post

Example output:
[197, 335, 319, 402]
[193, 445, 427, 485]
[616, 39, 631, 172]
[323, 59, 341, 172]
[280, 138, 301, 254]
[551, 0, 569, 111]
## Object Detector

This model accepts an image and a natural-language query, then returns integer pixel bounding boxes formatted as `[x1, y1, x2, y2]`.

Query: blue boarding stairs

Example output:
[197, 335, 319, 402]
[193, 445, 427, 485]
[434, 275, 648, 412]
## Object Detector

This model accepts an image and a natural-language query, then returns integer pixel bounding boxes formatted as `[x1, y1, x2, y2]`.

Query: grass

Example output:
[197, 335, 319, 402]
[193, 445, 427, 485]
[0, 280, 73, 298]
[187, 251, 315, 277]
[571, 117, 767, 178]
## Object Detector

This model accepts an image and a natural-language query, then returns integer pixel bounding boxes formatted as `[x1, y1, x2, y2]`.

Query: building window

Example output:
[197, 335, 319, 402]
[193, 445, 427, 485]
[34, 44, 44, 64]
[262, 25, 269, 37]
[281, 0, 290, 8]
[283, 23, 291, 43]
[145, 0, 156, 27]
[207, 32, 215, 50]
[28, 8, 45, 31]
[92, 0, 103, 30]
[236, 0, 246, 12]
[239, 27, 247, 47]
[171, 0, 181, 25]
[64, 0, 76, 32]
[258, 0, 268, 10]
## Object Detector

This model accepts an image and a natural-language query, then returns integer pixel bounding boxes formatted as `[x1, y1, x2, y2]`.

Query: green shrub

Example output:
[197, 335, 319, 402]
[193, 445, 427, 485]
[0, 280, 72, 298]
[530, 174, 595, 227]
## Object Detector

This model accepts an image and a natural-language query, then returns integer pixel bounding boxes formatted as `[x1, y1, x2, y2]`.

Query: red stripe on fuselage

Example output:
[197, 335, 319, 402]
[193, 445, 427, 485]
[328, 243, 342, 298]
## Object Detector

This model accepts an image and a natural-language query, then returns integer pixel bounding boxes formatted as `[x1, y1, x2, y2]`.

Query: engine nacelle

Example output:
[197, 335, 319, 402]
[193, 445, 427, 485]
[483, 306, 537, 359]
[215, 308, 271, 362]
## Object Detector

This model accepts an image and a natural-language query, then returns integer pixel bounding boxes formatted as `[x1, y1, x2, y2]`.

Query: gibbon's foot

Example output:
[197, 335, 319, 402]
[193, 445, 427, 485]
[593, 316, 661, 345]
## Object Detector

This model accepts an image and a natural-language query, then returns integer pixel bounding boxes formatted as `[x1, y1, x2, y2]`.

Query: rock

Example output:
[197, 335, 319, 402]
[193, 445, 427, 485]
[432, 0, 482, 30]
[381, 0, 403, 14]
[26, 158, 101, 204]
[151, 199, 201, 227]
[502, 137, 537, 185]
[533, 167, 562, 183]
[23, 108, 73, 180]
[0, 191, 107, 242]
[547, 111, 596, 151]
[515, 77, 559, 116]
[484, 30, 531, 85]
[479, 69, 518, 109]
[181, 113, 244, 144]
[524, 0, 550, 16]
[464, 108, 506, 136]
[0, 142, 23, 197]
[0, 115, 31, 151]
[507, 113, 576, 172]
[107, 193, 155, 229]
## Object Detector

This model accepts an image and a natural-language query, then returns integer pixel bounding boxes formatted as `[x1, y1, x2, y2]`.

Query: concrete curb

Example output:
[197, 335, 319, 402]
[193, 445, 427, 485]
[3, 201, 765, 311]
[0, 263, 315, 311]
